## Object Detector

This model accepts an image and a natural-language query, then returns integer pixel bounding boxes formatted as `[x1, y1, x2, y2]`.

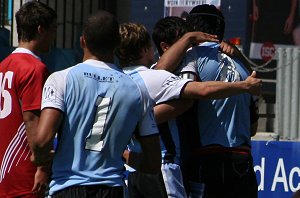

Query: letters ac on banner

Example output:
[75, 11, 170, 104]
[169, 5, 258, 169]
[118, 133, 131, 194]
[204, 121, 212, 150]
[251, 140, 300, 198]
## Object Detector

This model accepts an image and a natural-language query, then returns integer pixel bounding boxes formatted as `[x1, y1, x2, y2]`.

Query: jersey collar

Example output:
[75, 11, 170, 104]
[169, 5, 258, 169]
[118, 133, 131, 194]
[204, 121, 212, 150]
[123, 65, 148, 72]
[12, 47, 41, 60]
[83, 59, 121, 71]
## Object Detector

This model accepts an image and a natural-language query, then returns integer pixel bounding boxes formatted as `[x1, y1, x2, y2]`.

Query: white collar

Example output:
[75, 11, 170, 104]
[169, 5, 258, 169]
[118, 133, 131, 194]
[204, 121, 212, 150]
[83, 59, 120, 70]
[12, 47, 41, 60]
[122, 65, 148, 72]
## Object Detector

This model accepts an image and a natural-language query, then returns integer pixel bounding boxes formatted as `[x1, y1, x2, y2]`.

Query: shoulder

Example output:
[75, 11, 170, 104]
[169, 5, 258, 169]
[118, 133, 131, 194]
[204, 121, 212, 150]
[47, 66, 76, 82]
[16, 53, 48, 72]
[141, 69, 182, 85]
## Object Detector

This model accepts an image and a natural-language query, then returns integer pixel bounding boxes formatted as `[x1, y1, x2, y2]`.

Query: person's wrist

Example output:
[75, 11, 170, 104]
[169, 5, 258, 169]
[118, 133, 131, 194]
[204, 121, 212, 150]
[237, 81, 249, 93]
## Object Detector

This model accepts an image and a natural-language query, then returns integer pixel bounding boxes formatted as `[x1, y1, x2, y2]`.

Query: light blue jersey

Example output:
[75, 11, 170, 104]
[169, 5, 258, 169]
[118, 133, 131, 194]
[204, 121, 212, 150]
[180, 42, 252, 147]
[124, 66, 191, 198]
[123, 66, 191, 162]
[41, 60, 158, 195]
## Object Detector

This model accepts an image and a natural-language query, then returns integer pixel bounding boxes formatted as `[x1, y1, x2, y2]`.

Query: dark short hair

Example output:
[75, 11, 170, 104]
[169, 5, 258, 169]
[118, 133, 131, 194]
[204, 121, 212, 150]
[15, 1, 57, 42]
[187, 4, 225, 41]
[83, 10, 120, 57]
[152, 16, 188, 56]
[116, 23, 152, 67]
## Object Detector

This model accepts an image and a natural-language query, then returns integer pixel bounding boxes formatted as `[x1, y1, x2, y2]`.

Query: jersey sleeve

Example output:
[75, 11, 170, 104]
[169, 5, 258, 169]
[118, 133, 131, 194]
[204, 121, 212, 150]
[19, 63, 49, 111]
[41, 71, 66, 112]
[174, 48, 199, 79]
[142, 70, 191, 104]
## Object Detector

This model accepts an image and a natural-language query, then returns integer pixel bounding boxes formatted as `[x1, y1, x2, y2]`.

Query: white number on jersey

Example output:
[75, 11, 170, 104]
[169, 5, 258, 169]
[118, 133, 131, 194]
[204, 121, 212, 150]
[85, 97, 111, 152]
[0, 71, 13, 119]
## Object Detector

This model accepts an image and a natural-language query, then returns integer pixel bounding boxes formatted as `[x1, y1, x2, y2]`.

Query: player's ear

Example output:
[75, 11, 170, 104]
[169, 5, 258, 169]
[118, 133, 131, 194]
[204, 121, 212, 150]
[37, 25, 45, 35]
[80, 36, 86, 49]
[160, 42, 170, 53]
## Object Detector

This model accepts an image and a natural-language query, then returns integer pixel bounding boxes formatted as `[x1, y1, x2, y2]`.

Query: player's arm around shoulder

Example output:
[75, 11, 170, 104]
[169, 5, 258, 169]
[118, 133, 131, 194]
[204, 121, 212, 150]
[155, 32, 218, 72]
[181, 71, 262, 100]
[154, 99, 194, 124]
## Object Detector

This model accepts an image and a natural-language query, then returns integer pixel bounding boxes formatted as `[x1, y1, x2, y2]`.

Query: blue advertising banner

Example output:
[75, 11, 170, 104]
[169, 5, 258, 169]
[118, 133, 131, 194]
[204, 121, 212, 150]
[252, 140, 300, 198]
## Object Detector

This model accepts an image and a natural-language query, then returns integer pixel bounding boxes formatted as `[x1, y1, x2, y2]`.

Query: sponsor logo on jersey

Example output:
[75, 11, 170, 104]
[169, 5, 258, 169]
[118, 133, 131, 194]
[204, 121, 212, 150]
[43, 85, 56, 102]
[84, 72, 114, 82]
[162, 75, 181, 87]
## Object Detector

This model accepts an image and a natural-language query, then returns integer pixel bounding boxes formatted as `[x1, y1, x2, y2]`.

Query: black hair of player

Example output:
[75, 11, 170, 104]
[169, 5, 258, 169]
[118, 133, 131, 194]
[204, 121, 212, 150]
[187, 4, 225, 42]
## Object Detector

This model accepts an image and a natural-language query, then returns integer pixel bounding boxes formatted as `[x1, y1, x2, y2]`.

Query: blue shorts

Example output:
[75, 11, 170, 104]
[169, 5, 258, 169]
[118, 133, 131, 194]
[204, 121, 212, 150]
[161, 163, 187, 198]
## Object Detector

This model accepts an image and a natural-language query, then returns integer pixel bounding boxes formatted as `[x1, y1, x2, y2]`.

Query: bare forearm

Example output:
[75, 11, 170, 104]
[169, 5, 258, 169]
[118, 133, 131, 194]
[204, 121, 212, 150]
[154, 99, 194, 124]
[183, 71, 261, 99]
[289, 0, 297, 19]
[184, 80, 261, 100]
[23, 110, 40, 151]
[31, 108, 62, 166]
[155, 34, 192, 72]
[155, 32, 218, 72]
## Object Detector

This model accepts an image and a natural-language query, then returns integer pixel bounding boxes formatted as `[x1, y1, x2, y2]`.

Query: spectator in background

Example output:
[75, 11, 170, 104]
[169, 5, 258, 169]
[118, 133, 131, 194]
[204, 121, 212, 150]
[30, 10, 161, 198]
[0, 1, 56, 197]
[293, 23, 300, 45]
[292, 0, 300, 45]
[252, 0, 298, 45]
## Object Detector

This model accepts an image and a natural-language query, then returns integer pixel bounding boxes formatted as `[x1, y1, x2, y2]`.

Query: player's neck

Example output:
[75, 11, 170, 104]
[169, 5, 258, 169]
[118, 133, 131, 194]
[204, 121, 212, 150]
[18, 40, 40, 56]
[83, 50, 114, 64]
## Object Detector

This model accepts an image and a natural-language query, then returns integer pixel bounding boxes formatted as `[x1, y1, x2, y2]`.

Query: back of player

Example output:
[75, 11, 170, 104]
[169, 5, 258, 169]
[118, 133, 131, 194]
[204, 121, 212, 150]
[180, 5, 258, 198]
[0, 52, 48, 197]
[0, 1, 56, 196]
[193, 42, 252, 147]
[29, 10, 161, 198]
[44, 60, 154, 195]
[190, 42, 257, 198]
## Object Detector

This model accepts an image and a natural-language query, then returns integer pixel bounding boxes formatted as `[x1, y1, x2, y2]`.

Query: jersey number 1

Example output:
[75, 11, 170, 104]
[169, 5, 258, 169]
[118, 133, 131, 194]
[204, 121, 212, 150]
[85, 97, 111, 152]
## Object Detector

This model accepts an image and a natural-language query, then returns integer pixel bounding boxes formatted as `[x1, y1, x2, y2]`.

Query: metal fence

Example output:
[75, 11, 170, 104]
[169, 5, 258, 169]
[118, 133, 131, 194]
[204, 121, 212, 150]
[0, 0, 116, 48]
[275, 47, 300, 140]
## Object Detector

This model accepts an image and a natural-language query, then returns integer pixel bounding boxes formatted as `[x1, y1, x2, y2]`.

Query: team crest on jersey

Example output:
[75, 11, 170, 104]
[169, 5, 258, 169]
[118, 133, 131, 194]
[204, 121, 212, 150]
[43, 85, 56, 102]
[162, 75, 181, 87]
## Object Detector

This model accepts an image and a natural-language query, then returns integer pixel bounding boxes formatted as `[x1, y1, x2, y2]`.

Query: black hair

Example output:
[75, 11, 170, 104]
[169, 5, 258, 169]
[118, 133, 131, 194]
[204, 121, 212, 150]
[187, 4, 225, 41]
[152, 16, 188, 56]
[83, 10, 120, 57]
[15, 1, 57, 42]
